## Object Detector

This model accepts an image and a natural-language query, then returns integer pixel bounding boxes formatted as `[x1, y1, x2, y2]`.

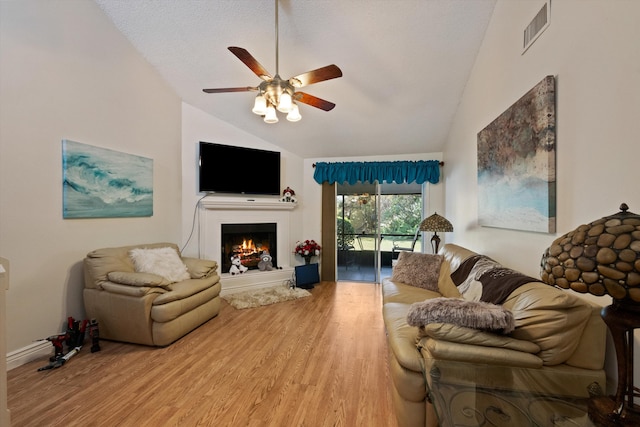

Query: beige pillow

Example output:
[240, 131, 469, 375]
[392, 252, 442, 291]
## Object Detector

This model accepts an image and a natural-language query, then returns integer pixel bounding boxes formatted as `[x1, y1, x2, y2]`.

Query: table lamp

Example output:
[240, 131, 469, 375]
[540, 203, 640, 426]
[419, 212, 453, 254]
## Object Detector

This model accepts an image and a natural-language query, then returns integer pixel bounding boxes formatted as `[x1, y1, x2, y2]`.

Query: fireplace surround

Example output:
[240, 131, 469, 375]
[199, 197, 296, 295]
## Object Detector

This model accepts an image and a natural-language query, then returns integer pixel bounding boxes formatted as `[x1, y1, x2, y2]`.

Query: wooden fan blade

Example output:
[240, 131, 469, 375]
[203, 87, 257, 93]
[289, 64, 342, 88]
[228, 47, 273, 81]
[295, 92, 336, 111]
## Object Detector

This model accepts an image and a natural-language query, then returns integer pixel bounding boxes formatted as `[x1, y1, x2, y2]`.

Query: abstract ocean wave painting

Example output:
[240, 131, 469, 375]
[62, 140, 153, 218]
[477, 76, 556, 233]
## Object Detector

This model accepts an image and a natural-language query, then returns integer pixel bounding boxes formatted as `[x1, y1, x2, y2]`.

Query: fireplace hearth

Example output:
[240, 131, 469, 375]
[221, 223, 277, 273]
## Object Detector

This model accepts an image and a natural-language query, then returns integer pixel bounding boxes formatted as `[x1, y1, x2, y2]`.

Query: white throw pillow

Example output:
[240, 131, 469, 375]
[129, 247, 191, 283]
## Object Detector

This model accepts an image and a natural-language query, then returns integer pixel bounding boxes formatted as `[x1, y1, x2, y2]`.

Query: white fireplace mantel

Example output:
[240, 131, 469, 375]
[201, 196, 296, 211]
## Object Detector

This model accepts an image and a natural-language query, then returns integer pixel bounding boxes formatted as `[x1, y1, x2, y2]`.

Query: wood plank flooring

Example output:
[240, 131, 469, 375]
[7, 281, 398, 427]
[337, 266, 393, 283]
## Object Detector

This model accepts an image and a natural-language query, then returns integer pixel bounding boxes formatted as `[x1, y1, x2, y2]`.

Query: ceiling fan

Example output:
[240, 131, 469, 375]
[202, 0, 342, 123]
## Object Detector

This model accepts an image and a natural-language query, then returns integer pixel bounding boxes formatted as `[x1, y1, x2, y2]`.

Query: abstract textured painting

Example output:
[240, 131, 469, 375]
[62, 140, 153, 218]
[477, 75, 556, 233]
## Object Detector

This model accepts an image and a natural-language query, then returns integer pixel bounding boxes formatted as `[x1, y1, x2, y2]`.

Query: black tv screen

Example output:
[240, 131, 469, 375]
[198, 142, 281, 195]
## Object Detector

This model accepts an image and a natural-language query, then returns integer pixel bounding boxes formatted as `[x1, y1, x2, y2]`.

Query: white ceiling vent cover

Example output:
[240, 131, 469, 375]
[523, 1, 550, 54]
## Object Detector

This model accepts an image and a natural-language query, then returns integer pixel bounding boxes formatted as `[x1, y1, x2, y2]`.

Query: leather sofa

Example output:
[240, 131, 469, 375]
[83, 243, 221, 346]
[382, 243, 607, 427]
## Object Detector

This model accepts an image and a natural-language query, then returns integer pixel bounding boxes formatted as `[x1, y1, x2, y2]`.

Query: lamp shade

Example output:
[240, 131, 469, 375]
[286, 103, 301, 122]
[419, 212, 454, 233]
[252, 94, 267, 115]
[263, 105, 278, 123]
[540, 203, 640, 303]
[277, 91, 293, 113]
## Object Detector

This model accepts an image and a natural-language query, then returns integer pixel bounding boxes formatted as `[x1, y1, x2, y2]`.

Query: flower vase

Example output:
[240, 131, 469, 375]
[304, 256, 312, 265]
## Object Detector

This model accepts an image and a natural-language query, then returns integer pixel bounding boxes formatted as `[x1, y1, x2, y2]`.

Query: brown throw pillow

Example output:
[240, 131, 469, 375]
[392, 252, 443, 291]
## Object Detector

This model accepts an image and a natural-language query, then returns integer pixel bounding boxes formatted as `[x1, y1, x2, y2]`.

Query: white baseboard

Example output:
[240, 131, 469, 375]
[7, 341, 51, 371]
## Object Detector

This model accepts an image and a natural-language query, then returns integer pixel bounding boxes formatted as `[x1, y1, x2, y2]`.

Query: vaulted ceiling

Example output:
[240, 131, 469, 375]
[94, 0, 496, 159]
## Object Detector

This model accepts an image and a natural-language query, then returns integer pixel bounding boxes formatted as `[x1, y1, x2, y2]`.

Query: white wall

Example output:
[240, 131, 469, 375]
[444, 0, 640, 391]
[0, 1, 183, 355]
[180, 102, 304, 266]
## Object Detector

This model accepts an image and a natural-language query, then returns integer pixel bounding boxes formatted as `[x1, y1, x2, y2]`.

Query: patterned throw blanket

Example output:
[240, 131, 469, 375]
[451, 255, 537, 304]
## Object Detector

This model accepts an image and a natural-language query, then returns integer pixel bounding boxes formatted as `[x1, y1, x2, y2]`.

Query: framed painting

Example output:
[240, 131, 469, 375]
[62, 140, 153, 218]
[477, 75, 556, 233]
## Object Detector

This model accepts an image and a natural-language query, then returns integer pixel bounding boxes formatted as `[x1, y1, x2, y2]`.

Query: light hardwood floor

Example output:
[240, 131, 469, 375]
[7, 281, 399, 427]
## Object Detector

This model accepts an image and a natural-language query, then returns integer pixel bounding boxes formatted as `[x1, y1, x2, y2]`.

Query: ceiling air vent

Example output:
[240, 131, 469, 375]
[523, 1, 550, 54]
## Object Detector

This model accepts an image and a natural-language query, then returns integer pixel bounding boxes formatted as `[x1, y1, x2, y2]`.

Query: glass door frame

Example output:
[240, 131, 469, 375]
[336, 181, 381, 283]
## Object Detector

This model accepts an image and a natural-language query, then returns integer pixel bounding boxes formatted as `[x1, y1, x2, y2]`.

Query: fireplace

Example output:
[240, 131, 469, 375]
[199, 196, 296, 295]
[221, 223, 278, 273]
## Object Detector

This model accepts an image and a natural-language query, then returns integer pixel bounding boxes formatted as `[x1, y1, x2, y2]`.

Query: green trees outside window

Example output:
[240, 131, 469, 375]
[337, 193, 422, 253]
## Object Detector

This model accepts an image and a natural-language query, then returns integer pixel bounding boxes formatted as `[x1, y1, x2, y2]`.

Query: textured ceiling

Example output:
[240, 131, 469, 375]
[94, 0, 496, 159]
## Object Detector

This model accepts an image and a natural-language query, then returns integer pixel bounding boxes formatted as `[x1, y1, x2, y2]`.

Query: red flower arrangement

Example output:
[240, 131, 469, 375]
[294, 239, 322, 262]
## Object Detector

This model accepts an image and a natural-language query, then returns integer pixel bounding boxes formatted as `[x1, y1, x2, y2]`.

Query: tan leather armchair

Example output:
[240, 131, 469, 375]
[83, 243, 221, 346]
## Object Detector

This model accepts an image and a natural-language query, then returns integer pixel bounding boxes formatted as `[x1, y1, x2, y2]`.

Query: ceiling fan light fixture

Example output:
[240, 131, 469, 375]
[202, 0, 342, 123]
[264, 105, 279, 123]
[277, 91, 293, 113]
[286, 103, 301, 122]
[252, 94, 267, 115]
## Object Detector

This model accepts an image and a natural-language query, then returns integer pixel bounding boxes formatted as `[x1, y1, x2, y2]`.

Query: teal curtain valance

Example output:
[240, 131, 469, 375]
[313, 160, 441, 185]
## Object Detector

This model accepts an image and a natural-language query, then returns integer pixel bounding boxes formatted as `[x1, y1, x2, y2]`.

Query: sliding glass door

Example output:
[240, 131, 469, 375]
[337, 181, 423, 283]
[337, 181, 380, 282]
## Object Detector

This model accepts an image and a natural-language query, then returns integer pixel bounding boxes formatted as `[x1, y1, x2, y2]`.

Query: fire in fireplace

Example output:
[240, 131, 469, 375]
[221, 223, 278, 273]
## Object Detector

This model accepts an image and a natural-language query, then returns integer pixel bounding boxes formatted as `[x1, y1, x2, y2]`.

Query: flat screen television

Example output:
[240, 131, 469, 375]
[198, 142, 281, 195]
